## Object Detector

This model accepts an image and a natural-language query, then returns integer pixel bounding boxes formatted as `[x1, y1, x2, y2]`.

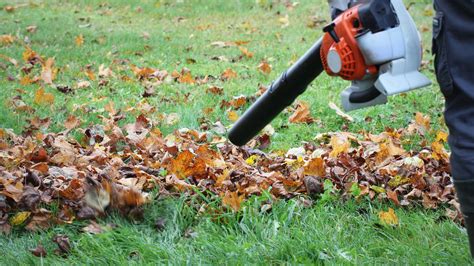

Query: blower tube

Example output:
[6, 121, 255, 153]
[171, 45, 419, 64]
[228, 37, 324, 146]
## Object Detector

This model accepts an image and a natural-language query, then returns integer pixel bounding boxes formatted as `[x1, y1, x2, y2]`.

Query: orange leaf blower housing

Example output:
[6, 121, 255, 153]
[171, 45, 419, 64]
[321, 4, 378, 81]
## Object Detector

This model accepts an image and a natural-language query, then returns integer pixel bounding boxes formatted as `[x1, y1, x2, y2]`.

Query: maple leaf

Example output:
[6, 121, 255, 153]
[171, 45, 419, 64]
[289, 101, 314, 124]
[378, 208, 399, 226]
[304, 157, 325, 177]
[168, 150, 207, 180]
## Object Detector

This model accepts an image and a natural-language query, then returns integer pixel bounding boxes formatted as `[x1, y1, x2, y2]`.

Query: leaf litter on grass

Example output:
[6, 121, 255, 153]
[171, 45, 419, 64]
[0, 40, 459, 257]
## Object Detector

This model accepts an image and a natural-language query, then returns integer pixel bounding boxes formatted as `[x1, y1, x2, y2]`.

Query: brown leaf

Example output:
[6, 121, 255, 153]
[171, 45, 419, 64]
[64, 115, 80, 131]
[386, 190, 400, 206]
[52, 234, 71, 255]
[82, 221, 105, 234]
[59, 179, 84, 201]
[258, 60, 272, 74]
[289, 101, 314, 124]
[30, 244, 47, 257]
[206, 86, 224, 95]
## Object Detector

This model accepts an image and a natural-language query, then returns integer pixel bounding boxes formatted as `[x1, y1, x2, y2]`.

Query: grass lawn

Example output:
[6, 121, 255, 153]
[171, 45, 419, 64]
[0, 0, 471, 264]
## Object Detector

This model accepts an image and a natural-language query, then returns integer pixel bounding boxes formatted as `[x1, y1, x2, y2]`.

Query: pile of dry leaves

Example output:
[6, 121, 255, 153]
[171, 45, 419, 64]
[0, 103, 459, 236]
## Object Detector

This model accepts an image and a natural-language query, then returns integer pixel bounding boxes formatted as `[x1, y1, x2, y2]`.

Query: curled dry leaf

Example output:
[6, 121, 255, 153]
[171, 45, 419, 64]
[288, 101, 314, 124]
[328, 102, 353, 122]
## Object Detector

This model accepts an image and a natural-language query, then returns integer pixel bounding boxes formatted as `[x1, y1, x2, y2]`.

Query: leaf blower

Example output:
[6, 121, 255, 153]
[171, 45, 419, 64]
[228, 0, 431, 146]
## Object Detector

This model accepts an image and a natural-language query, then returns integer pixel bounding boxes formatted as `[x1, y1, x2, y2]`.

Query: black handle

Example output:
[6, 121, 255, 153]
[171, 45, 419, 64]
[228, 38, 324, 146]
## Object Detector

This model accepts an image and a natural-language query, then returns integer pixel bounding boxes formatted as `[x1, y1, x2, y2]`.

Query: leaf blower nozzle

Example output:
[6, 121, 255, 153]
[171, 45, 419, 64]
[228, 38, 324, 146]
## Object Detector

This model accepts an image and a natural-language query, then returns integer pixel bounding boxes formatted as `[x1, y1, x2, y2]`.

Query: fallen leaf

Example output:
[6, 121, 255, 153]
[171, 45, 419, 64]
[10, 211, 31, 226]
[30, 244, 47, 257]
[75, 34, 84, 46]
[0, 34, 15, 45]
[221, 68, 237, 80]
[34, 88, 55, 105]
[221, 191, 244, 212]
[40, 57, 55, 84]
[52, 234, 71, 255]
[378, 208, 399, 226]
[304, 157, 325, 177]
[329, 102, 353, 122]
[258, 60, 272, 74]
[289, 101, 314, 124]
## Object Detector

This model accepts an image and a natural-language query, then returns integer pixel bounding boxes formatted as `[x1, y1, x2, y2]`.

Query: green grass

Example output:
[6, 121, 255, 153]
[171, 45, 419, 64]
[1, 0, 470, 264]
[1, 196, 470, 264]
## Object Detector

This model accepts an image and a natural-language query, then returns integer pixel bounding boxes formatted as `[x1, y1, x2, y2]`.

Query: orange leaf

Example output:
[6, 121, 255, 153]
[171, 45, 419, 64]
[168, 150, 207, 179]
[258, 60, 272, 74]
[75, 34, 84, 46]
[221, 68, 237, 80]
[178, 72, 196, 84]
[239, 46, 254, 58]
[40, 57, 55, 84]
[303, 157, 325, 177]
[289, 101, 314, 124]
[0, 34, 15, 45]
[34, 88, 55, 105]
[221, 191, 244, 212]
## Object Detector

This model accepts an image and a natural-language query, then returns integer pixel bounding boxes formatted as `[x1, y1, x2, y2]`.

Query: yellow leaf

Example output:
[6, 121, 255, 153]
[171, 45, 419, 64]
[435, 131, 448, 143]
[10, 211, 31, 226]
[227, 110, 239, 122]
[75, 34, 84, 46]
[329, 133, 350, 158]
[0, 34, 15, 45]
[245, 155, 258, 165]
[378, 208, 399, 226]
[34, 87, 55, 105]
